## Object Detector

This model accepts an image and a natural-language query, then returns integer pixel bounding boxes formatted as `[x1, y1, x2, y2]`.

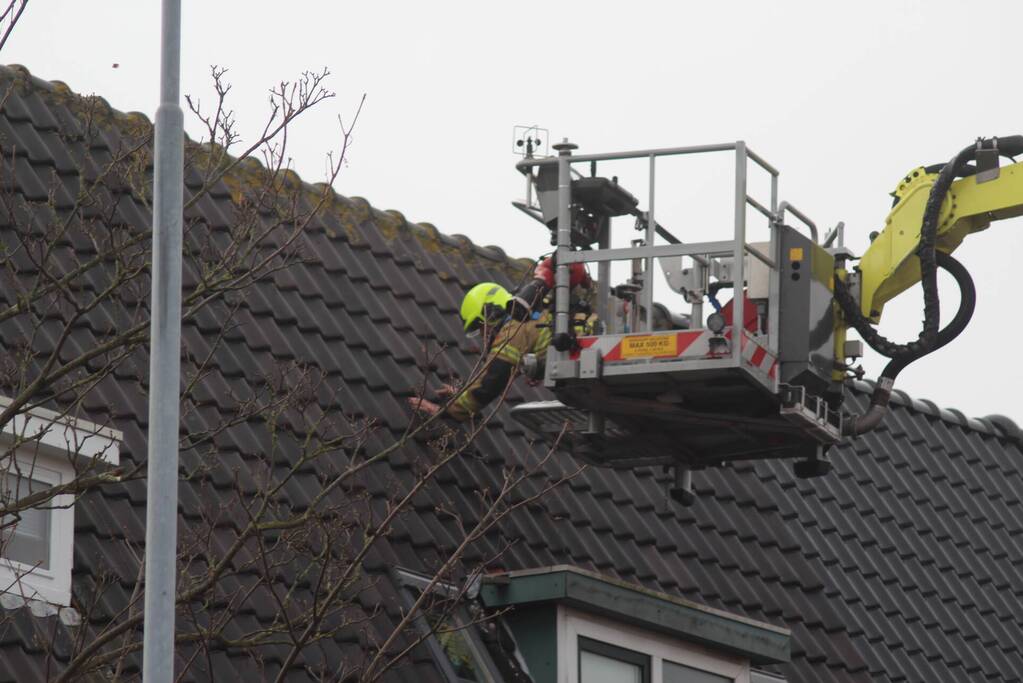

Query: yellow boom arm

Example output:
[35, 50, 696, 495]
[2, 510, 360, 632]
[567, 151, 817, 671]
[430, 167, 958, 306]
[858, 159, 1023, 321]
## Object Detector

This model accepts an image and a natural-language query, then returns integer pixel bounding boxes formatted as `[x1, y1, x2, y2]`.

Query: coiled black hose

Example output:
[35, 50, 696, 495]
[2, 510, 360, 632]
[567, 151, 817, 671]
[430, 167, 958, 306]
[842, 251, 975, 435]
[834, 143, 974, 362]
[834, 137, 1016, 435]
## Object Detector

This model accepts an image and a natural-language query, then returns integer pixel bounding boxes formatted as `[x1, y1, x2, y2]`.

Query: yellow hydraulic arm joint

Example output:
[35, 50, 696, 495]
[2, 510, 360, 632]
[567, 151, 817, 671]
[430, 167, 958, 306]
[858, 159, 1023, 322]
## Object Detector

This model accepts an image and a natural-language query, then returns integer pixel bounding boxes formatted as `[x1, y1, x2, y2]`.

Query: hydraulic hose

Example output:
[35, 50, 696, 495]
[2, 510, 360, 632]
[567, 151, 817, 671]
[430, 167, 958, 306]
[707, 280, 731, 313]
[844, 251, 975, 435]
[835, 143, 974, 361]
[835, 137, 1014, 436]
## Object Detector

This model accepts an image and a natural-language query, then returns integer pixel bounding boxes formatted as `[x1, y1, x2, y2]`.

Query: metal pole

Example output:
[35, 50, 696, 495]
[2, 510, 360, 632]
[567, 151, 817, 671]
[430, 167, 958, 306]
[143, 1, 183, 681]
[732, 143, 747, 363]
[597, 216, 611, 333]
[768, 169, 780, 355]
[644, 155, 655, 332]
[770, 172, 778, 214]
[553, 140, 575, 342]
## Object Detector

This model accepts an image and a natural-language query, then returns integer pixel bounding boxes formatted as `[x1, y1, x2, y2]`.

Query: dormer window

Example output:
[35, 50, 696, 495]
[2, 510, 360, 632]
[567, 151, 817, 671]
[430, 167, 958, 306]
[480, 566, 790, 683]
[395, 568, 503, 683]
[567, 608, 746, 683]
[2, 468, 57, 570]
[0, 400, 120, 606]
[579, 636, 650, 683]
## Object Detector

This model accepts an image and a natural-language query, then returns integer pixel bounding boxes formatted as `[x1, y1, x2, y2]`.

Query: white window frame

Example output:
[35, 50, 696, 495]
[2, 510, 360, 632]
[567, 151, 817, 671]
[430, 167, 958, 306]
[558, 606, 750, 683]
[0, 399, 120, 607]
[1, 452, 72, 605]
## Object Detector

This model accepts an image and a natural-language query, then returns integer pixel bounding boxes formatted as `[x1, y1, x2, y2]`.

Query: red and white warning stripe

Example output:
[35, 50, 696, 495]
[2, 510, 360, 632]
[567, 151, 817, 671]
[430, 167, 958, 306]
[571, 330, 706, 362]
[736, 331, 778, 380]
[570, 329, 778, 381]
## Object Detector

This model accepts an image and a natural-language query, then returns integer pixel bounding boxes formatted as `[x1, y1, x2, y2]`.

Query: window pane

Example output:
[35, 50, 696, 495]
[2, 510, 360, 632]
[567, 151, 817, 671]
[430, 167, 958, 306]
[663, 660, 732, 683]
[432, 619, 482, 682]
[750, 671, 787, 683]
[580, 649, 643, 683]
[1, 474, 51, 570]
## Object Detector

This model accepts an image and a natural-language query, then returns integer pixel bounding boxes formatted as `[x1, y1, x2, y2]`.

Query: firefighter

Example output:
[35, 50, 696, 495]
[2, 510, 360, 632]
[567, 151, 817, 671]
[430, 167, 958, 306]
[408, 258, 589, 421]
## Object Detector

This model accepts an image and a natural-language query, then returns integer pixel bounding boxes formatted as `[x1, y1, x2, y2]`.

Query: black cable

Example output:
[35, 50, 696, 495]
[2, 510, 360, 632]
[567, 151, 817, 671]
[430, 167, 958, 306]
[844, 251, 975, 435]
[879, 251, 975, 380]
[834, 136, 1013, 435]
[834, 141, 976, 362]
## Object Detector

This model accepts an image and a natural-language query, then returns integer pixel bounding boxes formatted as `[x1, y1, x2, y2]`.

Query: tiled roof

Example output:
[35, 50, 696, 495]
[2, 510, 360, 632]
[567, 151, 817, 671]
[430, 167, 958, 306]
[0, 63, 1022, 682]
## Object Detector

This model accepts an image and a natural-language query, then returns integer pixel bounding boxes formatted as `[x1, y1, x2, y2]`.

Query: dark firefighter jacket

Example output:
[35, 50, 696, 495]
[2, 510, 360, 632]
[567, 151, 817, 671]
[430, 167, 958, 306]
[447, 314, 552, 421]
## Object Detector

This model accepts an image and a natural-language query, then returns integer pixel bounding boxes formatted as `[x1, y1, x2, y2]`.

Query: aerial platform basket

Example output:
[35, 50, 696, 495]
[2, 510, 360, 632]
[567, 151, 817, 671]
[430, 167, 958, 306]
[508, 139, 850, 490]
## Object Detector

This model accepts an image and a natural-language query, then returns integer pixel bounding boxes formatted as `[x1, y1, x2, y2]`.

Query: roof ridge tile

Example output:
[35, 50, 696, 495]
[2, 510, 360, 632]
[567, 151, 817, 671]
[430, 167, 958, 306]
[0, 63, 533, 284]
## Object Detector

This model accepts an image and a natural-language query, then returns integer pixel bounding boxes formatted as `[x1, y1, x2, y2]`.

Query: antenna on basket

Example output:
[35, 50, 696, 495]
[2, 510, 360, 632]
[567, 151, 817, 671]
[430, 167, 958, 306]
[513, 125, 549, 158]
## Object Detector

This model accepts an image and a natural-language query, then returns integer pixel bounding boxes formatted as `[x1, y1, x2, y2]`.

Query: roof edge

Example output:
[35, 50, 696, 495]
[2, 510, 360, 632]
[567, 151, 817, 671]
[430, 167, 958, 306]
[480, 565, 790, 665]
[849, 379, 1022, 446]
[0, 63, 534, 281]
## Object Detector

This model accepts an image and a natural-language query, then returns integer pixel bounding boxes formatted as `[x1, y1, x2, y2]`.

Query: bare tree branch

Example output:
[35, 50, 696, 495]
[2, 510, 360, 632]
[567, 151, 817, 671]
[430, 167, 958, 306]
[0, 0, 28, 54]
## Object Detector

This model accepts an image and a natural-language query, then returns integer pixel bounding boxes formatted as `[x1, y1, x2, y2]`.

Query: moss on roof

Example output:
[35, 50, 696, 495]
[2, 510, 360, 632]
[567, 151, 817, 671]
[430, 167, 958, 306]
[0, 63, 534, 285]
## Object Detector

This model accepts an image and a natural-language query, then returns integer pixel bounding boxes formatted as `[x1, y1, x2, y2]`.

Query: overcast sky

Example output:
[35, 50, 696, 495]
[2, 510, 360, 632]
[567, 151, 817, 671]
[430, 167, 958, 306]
[6, 1, 1023, 421]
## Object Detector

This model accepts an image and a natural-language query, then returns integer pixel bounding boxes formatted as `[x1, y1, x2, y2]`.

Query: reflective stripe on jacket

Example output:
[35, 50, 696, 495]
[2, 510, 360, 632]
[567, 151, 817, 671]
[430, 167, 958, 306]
[447, 314, 551, 421]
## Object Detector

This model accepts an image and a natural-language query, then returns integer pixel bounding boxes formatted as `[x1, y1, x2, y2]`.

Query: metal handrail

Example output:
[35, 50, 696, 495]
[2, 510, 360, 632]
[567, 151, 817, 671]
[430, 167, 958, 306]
[516, 142, 739, 170]
[539, 140, 788, 380]
[822, 221, 846, 248]
[517, 141, 778, 174]
[774, 201, 819, 243]
[746, 194, 774, 220]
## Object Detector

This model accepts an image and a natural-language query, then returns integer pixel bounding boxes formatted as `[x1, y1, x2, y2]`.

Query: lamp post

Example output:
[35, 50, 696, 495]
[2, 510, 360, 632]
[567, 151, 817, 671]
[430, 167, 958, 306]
[142, 1, 183, 680]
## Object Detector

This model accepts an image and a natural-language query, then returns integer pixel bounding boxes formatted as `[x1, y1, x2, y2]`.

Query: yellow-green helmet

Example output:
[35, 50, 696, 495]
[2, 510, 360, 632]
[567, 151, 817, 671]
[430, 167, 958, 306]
[460, 282, 512, 336]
